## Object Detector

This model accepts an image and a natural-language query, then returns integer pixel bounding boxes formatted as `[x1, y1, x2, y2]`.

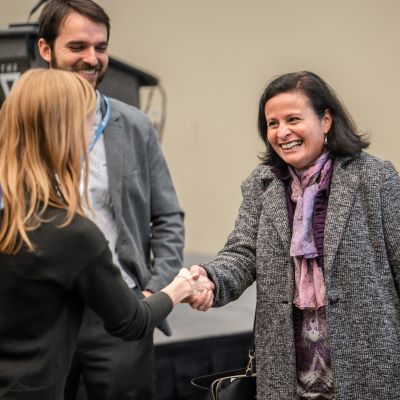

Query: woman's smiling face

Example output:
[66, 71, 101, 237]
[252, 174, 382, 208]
[265, 91, 332, 170]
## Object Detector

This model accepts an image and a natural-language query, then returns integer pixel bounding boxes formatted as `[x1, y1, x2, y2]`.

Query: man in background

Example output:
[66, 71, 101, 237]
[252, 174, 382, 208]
[38, 1, 185, 398]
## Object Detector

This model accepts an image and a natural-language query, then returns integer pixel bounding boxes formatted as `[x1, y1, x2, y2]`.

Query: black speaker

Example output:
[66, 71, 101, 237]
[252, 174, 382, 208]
[0, 23, 159, 107]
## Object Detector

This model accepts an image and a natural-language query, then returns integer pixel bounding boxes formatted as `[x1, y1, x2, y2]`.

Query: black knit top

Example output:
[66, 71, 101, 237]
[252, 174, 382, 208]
[0, 208, 173, 399]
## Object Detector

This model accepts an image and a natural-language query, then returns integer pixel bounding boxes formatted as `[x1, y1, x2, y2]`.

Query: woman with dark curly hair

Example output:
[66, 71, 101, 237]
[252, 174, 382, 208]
[190, 71, 400, 399]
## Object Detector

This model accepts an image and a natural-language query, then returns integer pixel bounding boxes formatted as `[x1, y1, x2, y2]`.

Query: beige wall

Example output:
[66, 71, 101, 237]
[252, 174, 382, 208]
[1, 0, 400, 256]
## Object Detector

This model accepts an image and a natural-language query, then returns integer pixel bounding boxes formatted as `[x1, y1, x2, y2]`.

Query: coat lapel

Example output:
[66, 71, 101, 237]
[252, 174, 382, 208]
[103, 106, 123, 223]
[260, 169, 291, 252]
[324, 157, 359, 273]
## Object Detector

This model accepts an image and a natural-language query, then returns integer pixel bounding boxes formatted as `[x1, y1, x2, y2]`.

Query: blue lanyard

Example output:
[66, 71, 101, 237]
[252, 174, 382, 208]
[89, 95, 110, 152]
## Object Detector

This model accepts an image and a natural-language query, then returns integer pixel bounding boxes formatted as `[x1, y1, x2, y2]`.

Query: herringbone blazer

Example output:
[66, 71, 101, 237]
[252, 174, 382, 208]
[204, 152, 400, 399]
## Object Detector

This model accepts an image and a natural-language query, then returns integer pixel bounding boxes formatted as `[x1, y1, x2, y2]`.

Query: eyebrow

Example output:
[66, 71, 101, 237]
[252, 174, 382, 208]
[66, 40, 108, 47]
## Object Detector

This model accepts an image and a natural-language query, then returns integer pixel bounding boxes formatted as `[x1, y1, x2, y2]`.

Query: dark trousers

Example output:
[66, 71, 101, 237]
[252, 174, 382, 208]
[64, 295, 155, 400]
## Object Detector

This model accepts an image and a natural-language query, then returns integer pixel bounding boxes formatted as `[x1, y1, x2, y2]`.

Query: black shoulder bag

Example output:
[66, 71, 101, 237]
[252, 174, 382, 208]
[191, 315, 257, 400]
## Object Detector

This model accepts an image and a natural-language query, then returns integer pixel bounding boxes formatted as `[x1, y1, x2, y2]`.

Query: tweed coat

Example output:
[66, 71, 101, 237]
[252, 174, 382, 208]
[203, 152, 400, 399]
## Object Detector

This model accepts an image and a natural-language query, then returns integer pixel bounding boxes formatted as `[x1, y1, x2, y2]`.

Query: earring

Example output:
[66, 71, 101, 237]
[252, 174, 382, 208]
[324, 134, 328, 146]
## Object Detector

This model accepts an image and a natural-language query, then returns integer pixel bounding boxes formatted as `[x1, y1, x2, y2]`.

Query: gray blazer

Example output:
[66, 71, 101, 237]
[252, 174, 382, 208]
[204, 152, 400, 399]
[103, 97, 184, 293]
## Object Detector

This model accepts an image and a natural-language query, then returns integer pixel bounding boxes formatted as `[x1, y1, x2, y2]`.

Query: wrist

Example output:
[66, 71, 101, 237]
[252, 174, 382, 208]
[162, 276, 192, 306]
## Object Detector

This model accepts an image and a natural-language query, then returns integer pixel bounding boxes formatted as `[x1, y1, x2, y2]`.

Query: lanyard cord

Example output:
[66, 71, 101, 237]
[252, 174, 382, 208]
[89, 95, 110, 152]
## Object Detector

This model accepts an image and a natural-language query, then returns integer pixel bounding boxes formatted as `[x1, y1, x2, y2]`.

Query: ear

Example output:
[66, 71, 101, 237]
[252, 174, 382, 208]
[322, 109, 333, 134]
[38, 38, 52, 63]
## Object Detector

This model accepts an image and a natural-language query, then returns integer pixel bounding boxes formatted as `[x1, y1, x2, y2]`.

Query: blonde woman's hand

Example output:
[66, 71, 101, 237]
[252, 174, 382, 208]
[176, 267, 214, 295]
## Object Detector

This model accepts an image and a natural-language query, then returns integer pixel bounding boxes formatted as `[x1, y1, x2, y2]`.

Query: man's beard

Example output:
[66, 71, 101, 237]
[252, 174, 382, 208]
[50, 53, 106, 88]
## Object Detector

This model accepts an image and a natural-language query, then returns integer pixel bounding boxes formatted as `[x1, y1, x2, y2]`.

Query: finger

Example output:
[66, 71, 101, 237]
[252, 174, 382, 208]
[198, 290, 213, 311]
[203, 291, 214, 311]
[190, 296, 206, 310]
[189, 300, 203, 310]
[197, 289, 213, 311]
[189, 265, 201, 280]
[190, 265, 208, 279]
[198, 276, 215, 290]
[189, 289, 208, 310]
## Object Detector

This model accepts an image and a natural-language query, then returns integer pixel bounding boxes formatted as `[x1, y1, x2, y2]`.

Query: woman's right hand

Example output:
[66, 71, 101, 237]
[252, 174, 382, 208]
[161, 267, 214, 308]
[185, 265, 215, 311]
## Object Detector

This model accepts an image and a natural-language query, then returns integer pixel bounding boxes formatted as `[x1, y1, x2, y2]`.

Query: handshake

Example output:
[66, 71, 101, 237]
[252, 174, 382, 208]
[174, 266, 215, 312]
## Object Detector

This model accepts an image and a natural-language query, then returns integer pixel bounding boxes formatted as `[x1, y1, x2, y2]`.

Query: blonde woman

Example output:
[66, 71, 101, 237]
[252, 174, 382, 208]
[0, 69, 212, 400]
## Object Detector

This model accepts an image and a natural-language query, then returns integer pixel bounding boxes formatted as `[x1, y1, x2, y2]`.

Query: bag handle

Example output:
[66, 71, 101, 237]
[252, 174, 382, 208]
[245, 307, 256, 376]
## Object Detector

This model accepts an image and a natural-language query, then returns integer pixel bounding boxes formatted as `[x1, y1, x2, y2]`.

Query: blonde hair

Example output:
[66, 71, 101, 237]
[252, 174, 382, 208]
[0, 68, 96, 253]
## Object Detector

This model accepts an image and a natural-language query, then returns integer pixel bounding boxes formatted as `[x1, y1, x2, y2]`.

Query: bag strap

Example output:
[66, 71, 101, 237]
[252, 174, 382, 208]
[245, 308, 256, 376]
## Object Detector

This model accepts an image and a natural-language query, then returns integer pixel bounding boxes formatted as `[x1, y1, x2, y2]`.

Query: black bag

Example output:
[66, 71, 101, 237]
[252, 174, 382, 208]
[191, 348, 256, 400]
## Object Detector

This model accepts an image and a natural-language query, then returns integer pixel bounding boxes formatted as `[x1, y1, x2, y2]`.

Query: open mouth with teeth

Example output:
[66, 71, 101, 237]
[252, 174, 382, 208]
[73, 63, 102, 75]
[82, 69, 98, 74]
[77, 68, 100, 75]
[280, 140, 303, 150]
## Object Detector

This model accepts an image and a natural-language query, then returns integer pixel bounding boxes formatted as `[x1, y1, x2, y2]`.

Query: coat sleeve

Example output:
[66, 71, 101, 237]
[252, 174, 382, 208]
[146, 123, 185, 292]
[381, 161, 400, 298]
[73, 246, 173, 340]
[202, 167, 265, 306]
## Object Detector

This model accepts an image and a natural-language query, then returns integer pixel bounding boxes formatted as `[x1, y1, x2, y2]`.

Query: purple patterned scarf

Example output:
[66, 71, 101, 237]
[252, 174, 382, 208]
[289, 153, 332, 310]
